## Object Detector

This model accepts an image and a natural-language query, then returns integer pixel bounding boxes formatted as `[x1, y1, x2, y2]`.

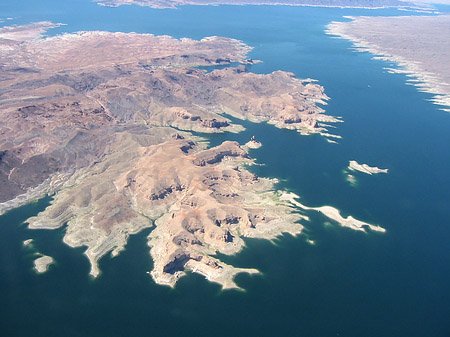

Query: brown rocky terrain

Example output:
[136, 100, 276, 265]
[0, 22, 337, 207]
[28, 137, 304, 287]
[0, 22, 342, 288]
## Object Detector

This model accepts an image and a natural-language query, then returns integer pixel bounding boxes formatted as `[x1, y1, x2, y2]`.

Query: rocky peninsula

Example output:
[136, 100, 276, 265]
[327, 15, 450, 112]
[0, 21, 375, 288]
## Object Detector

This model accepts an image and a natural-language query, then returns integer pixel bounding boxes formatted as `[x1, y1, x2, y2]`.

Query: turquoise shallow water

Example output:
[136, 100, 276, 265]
[1, 2, 449, 336]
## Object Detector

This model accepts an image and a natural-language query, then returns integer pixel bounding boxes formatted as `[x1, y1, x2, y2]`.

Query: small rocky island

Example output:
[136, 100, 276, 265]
[245, 136, 262, 149]
[0, 22, 379, 288]
[33, 255, 54, 274]
[348, 160, 388, 175]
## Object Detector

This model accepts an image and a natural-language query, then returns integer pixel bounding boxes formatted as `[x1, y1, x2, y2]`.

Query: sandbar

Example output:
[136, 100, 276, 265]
[280, 192, 386, 233]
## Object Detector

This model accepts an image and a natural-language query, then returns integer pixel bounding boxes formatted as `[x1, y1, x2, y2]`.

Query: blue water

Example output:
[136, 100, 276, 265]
[0, 2, 449, 336]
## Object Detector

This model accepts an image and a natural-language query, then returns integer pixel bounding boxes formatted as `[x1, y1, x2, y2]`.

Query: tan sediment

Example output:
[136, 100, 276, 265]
[326, 15, 450, 113]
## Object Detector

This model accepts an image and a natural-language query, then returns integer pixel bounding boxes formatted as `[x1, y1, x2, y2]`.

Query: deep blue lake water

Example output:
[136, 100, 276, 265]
[1, 1, 449, 336]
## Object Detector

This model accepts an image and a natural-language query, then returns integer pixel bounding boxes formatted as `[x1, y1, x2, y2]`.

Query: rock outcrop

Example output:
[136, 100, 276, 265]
[33, 255, 54, 273]
[348, 160, 388, 175]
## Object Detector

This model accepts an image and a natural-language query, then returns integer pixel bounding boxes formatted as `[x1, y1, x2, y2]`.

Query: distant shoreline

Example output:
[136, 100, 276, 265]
[94, 0, 420, 10]
[326, 15, 450, 113]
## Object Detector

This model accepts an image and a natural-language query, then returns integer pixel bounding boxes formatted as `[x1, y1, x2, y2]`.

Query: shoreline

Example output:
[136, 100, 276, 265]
[95, 0, 422, 10]
[326, 18, 450, 113]
[0, 173, 69, 216]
